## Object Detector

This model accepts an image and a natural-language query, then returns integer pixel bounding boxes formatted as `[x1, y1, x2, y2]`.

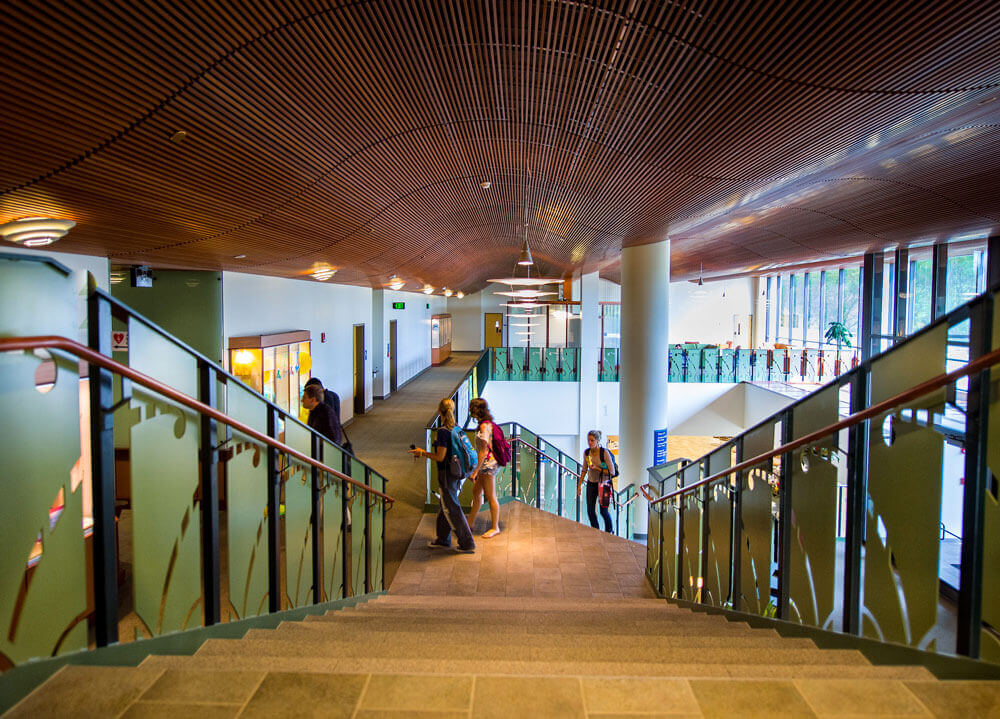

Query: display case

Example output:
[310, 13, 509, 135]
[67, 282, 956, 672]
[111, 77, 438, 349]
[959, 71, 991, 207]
[229, 330, 312, 419]
[431, 314, 452, 365]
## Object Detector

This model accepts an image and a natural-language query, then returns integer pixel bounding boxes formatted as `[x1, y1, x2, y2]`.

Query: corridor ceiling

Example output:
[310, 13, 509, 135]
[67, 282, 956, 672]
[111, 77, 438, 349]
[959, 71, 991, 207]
[2, 1, 1000, 291]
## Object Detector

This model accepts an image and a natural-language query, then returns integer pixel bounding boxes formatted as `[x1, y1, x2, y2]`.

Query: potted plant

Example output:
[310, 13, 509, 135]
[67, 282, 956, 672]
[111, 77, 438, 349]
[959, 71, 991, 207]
[825, 321, 852, 375]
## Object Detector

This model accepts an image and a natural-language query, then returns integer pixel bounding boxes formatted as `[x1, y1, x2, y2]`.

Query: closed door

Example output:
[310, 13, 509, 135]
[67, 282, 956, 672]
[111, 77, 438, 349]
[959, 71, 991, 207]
[353, 324, 365, 415]
[484, 313, 503, 347]
[389, 320, 398, 392]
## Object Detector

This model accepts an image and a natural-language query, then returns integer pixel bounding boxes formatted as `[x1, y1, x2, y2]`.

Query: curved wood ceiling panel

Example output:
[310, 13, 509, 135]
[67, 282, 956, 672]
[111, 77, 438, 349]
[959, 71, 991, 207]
[1, 0, 999, 291]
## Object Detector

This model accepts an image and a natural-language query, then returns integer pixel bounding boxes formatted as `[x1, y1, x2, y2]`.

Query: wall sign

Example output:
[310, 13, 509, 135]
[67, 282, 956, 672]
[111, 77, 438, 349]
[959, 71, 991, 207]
[392, 301, 405, 309]
[112, 330, 128, 351]
[653, 427, 669, 466]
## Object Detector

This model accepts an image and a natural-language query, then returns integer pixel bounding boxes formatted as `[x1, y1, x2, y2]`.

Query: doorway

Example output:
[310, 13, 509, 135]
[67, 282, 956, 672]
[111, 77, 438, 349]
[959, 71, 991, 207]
[389, 320, 398, 392]
[484, 312, 503, 348]
[353, 324, 365, 415]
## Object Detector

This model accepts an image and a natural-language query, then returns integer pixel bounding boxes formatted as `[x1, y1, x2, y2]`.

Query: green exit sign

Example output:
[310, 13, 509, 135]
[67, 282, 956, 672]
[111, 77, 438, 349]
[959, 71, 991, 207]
[392, 301, 405, 310]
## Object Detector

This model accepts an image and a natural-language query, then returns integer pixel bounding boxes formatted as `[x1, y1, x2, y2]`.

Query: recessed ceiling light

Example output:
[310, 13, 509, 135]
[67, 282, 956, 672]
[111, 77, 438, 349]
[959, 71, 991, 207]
[423, 285, 434, 294]
[456, 291, 464, 299]
[480, 180, 492, 189]
[233, 254, 247, 259]
[443, 288, 453, 297]
[170, 130, 188, 143]
[310, 263, 337, 281]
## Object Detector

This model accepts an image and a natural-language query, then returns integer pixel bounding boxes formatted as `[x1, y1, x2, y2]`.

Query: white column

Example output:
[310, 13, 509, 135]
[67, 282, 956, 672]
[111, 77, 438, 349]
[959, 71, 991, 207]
[371, 289, 387, 399]
[577, 271, 601, 461]
[619, 240, 670, 535]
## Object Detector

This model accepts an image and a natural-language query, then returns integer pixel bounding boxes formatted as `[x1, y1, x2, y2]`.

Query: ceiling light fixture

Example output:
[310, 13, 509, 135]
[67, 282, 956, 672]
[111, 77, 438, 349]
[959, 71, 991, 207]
[0, 217, 75, 247]
[480, 180, 492, 190]
[310, 263, 337, 281]
[423, 285, 434, 295]
[233, 254, 247, 259]
[517, 239, 533, 266]
[691, 263, 708, 299]
[456, 291, 464, 299]
[443, 288, 453, 297]
[387, 275, 405, 290]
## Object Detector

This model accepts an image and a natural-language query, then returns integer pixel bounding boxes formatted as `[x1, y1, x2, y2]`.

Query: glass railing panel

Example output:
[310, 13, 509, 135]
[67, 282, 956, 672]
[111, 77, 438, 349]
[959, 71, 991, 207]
[752, 349, 769, 381]
[787, 383, 841, 630]
[735, 350, 753, 382]
[538, 438, 559, 515]
[660, 472, 680, 598]
[561, 465, 579, 522]
[668, 348, 685, 382]
[983, 292, 1000, 663]
[126, 319, 203, 639]
[493, 424, 514, 499]
[492, 348, 509, 381]
[863, 322, 949, 649]
[646, 475, 663, 594]
[702, 348, 719, 382]
[526, 347, 543, 380]
[509, 347, 526, 379]
[704, 446, 734, 607]
[770, 349, 788, 382]
[599, 348, 618, 381]
[518, 427, 538, 504]
[542, 348, 560, 381]
[719, 349, 737, 382]
[319, 439, 345, 601]
[560, 347, 579, 381]
[370, 472, 386, 592]
[680, 462, 703, 600]
[739, 420, 779, 616]
[349, 457, 367, 595]
[224, 383, 270, 620]
[282, 420, 314, 609]
[0, 257, 90, 663]
[804, 349, 821, 382]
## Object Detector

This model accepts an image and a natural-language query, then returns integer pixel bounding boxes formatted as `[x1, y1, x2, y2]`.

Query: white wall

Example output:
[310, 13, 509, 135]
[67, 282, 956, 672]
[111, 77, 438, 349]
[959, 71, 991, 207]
[378, 289, 447, 395]
[448, 292, 483, 351]
[222, 272, 374, 422]
[670, 277, 755, 346]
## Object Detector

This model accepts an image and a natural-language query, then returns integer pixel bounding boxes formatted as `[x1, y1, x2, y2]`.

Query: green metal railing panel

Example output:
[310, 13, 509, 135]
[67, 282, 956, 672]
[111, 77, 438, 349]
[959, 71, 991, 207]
[668, 348, 685, 382]
[494, 424, 514, 499]
[492, 348, 509, 381]
[863, 323, 948, 649]
[526, 347, 543, 381]
[128, 320, 202, 637]
[681, 350, 700, 382]
[282, 421, 313, 609]
[0, 257, 89, 663]
[349, 458, 367, 596]
[702, 348, 720, 382]
[320, 440, 345, 601]
[542, 349, 560, 381]
[740, 421, 777, 616]
[718, 349, 737, 383]
[599, 348, 618, 381]
[680, 463, 703, 600]
[787, 384, 840, 629]
[225, 384, 269, 619]
[517, 427, 538, 504]
[560, 348, 579, 381]
[735, 350, 753, 382]
[984, 293, 1000, 663]
[704, 448, 733, 607]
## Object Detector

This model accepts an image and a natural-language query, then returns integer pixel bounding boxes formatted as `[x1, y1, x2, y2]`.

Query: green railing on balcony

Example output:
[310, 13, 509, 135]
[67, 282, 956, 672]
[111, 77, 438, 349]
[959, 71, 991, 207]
[489, 347, 580, 381]
[641, 281, 1000, 667]
[0, 254, 393, 674]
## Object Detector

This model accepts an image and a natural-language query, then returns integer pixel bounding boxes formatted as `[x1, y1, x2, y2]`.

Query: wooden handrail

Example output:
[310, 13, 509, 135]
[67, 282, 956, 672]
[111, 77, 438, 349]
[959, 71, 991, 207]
[425, 349, 488, 429]
[511, 437, 580, 475]
[647, 343, 1000, 507]
[1, 335, 396, 506]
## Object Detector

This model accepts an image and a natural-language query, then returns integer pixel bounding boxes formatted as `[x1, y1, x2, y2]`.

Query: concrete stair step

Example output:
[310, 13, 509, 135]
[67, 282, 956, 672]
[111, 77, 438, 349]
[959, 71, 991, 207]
[250, 623, 810, 648]
[138, 654, 935, 680]
[375, 596, 667, 610]
[302, 616, 758, 636]
[193, 637, 870, 666]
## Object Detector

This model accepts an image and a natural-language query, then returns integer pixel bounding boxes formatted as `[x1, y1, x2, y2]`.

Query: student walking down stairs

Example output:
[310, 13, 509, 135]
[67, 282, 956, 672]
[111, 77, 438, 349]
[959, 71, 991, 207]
[9, 502, 997, 717]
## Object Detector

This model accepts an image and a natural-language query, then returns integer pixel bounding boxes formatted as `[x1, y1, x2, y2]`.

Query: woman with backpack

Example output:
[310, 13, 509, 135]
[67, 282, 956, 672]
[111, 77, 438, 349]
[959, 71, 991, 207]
[409, 398, 475, 552]
[467, 397, 503, 538]
[576, 429, 615, 533]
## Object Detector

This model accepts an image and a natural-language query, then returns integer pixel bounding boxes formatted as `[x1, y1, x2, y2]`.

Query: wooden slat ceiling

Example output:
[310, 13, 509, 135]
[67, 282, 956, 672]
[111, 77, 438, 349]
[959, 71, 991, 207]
[2, 1, 999, 291]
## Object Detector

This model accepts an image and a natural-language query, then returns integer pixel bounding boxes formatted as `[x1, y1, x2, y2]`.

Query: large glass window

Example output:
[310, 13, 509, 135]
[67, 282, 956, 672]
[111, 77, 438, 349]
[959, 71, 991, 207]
[806, 272, 821, 344]
[909, 257, 932, 332]
[946, 251, 980, 313]
[842, 267, 861, 345]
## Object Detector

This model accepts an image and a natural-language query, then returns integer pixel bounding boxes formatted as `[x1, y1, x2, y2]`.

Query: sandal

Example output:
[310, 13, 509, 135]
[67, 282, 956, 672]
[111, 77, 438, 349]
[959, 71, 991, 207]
[482, 528, 501, 539]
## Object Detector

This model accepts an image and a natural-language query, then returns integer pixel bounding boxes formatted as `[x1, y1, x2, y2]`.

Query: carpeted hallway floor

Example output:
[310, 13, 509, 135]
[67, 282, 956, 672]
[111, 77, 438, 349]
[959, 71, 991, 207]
[344, 351, 480, 587]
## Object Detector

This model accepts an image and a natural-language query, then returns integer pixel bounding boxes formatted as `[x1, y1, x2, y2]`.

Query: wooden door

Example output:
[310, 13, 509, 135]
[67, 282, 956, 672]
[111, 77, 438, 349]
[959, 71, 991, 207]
[353, 324, 365, 415]
[389, 320, 398, 392]
[484, 312, 503, 347]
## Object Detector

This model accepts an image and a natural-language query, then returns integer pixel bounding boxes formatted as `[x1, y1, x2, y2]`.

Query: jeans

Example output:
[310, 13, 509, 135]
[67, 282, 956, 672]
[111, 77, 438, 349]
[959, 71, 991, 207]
[436, 470, 475, 550]
[586, 481, 614, 533]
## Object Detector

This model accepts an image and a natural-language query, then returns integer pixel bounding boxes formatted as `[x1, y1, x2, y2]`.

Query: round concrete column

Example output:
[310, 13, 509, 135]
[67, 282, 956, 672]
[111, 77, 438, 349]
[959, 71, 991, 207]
[619, 240, 669, 536]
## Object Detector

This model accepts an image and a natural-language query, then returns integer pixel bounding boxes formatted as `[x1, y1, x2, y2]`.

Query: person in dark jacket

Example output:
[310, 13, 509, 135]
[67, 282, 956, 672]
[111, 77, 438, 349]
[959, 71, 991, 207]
[302, 384, 339, 443]
[303, 377, 342, 444]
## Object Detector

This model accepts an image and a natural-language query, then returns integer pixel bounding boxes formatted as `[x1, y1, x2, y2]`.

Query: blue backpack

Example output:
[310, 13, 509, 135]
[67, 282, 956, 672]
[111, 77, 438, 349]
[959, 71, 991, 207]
[448, 427, 478, 480]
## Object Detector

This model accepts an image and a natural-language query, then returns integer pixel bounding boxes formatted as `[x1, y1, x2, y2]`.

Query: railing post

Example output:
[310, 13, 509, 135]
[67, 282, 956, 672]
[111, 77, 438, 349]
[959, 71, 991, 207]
[266, 407, 282, 613]
[700, 464, 711, 605]
[535, 450, 542, 509]
[511, 425, 519, 500]
[381, 475, 388, 591]
[843, 368, 869, 634]
[87, 288, 119, 646]
[676, 464, 686, 599]
[198, 361, 221, 625]
[557, 451, 564, 516]
[310, 433, 322, 604]
[776, 409, 793, 620]
[342, 451, 352, 596]
[731, 440, 744, 611]
[957, 294, 993, 657]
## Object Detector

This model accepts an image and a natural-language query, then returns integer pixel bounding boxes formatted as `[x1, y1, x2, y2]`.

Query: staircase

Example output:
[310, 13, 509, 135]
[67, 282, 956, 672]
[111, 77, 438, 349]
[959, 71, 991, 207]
[7, 504, 991, 717]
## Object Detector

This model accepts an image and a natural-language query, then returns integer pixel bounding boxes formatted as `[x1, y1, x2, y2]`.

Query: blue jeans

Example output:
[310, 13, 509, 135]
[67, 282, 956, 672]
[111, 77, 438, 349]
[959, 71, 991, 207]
[436, 470, 475, 550]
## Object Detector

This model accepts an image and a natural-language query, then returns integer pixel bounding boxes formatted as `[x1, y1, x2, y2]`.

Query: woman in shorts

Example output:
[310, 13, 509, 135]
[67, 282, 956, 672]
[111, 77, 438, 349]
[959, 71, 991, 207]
[467, 397, 501, 538]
